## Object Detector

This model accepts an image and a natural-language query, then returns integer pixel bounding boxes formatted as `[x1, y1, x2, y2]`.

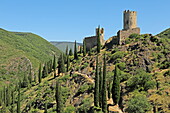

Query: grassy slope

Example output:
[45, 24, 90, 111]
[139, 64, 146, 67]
[0, 28, 61, 87]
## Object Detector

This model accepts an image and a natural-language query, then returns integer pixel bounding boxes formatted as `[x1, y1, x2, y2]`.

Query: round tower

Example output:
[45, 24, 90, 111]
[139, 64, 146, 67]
[123, 10, 137, 30]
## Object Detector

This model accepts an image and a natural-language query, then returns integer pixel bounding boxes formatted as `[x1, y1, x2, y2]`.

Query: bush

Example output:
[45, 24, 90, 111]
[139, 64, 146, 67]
[117, 62, 126, 71]
[64, 105, 75, 113]
[164, 70, 170, 77]
[129, 33, 139, 39]
[127, 69, 155, 91]
[126, 93, 151, 113]
[110, 51, 126, 63]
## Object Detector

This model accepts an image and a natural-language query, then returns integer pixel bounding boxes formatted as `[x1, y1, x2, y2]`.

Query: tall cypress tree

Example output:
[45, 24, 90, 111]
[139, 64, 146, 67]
[83, 40, 86, 57]
[66, 55, 70, 72]
[17, 85, 21, 113]
[55, 80, 63, 113]
[22, 74, 29, 88]
[99, 67, 103, 108]
[58, 54, 65, 75]
[38, 63, 42, 83]
[74, 40, 78, 59]
[28, 65, 32, 83]
[94, 55, 99, 107]
[69, 48, 73, 56]
[80, 46, 82, 54]
[42, 63, 48, 78]
[11, 90, 14, 113]
[102, 54, 107, 113]
[97, 26, 101, 53]
[66, 45, 68, 56]
[112, 65, 120, 105]
[53, 55, 56, 78]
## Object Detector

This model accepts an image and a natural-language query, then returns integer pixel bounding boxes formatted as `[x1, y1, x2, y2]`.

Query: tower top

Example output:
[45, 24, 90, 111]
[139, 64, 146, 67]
[123, 10, 137, 30]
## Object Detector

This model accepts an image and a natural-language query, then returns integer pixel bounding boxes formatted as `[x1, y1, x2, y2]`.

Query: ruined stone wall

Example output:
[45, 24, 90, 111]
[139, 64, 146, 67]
[117, 27, 140, 44]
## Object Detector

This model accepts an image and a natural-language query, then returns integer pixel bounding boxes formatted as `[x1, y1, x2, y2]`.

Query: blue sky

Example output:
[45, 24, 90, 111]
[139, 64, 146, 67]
[0, 0, 169, 43]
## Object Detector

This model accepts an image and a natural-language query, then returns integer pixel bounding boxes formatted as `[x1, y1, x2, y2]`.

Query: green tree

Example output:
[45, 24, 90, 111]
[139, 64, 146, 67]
[38, 63, 42, 83]
[22, 74, 29, 88]
[99, 67, 103, 108]
[58, 54, 65, 75]
[80, 46, 82, 54]
[83, 40, 86, 56]
[97, 26, 101, 53]
[108, 81, 112, 100]
[74, 40, 78, 59]
[17, 85, 21, 113]
[11, 90, 14, 113]
[69, 48, 73, 56]
[112, 65, 120, 105]
[53, 55, 57, 78]
[94, 55, 99, 107]
[28, 65, 32, 83]
[102, 54, 107, 113]
[44, 102, 48, 113]
[55, 80, 63, 113]
[66, 45, 68, 56]
[126, 93, 151, 113]
[66, 55, 70, 72]
[42, 63, 48, 78]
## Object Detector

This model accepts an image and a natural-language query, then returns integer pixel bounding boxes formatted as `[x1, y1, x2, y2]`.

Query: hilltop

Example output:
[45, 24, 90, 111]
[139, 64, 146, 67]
[0, 28, 169, 112]
[0, 28, 61, 87]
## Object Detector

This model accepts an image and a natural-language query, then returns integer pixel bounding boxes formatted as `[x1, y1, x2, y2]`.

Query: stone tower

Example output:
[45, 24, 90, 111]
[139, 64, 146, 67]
[123, 10, 137, 30]
[117, 10, 140, 45]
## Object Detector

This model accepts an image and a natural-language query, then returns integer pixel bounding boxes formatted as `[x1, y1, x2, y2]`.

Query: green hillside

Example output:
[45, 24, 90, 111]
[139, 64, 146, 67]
[0, 28, 61, 87]
[50, 41, 82, 52]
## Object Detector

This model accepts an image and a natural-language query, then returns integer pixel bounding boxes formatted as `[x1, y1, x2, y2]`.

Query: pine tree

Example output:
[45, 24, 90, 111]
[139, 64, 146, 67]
[38, 63, 42, 83]
[69, 48, 73, 56]
[17, 85, 21, 113]
[102, 54, 107, 113]
[74, 40, 78, 59]
[58, 54, 65, 75]
[112, 65, 120, 105]
[66, 55, 70, 72]
[99, 67, 103, 108]
[97, 26, 101, 53]
[94, 55, 99, 107]
[83, 40, 86, 56]
[53, 55, 56, 78]
[55, 80, 63, 113]
[66, 45, 68, 56]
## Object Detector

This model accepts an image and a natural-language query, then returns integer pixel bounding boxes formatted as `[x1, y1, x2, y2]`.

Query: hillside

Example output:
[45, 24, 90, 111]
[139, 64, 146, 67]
[0, 28, 61, 88]
[0, 28, 169, 113]
[50, 41, 82, 52]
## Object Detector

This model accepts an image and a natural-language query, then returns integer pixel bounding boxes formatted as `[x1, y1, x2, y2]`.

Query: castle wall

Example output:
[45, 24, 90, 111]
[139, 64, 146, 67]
[117, 27, 140, 44]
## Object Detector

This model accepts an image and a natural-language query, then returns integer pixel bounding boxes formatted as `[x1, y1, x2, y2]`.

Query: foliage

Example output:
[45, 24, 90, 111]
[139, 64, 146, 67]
[38, 63, 42, 83]
[127, 69, 155, 91]
[83, 39, 86, 56]
[74, 40, 78, 59]
[112, 65, 120, 105]
[69, 48, 73, 56]
[126, 93, 151, 113]
[97, 26, 101, 53]
[129, 33, 139, 39]
[94, 55, 99, 107]
[58, 54, 66, 75]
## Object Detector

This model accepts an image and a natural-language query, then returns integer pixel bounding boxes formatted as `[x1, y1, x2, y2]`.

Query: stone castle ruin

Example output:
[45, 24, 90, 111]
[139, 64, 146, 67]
[84, 27, 105, 51]
[84, 10, 140, 50]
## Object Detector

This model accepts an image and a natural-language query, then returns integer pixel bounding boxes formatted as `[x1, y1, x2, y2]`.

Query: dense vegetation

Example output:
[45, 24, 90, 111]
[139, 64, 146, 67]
[0, 28, 170, 113]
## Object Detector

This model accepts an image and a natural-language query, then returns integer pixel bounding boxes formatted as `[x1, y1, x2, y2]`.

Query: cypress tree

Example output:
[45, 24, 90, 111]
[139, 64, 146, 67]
[11, 90, 14, 113]
[94, 55, 99, 107]
[66, 45, 68, 56]
[69, 48, 73, 56]
[99, 67, 103, 108]
[42, 63, 48, 78]
[38, 63, 42, 83]
[28, 65, 32, 83]
[58, 54, 65, 75]
[108, 81, 112, 100]
[55, 80, 63, 113]
[74, 40, 78, 59]
[22, 74, 29, 88]
[17, 85, 21, 113]
[102, 54, 107, 113]
[83, 40, 86, 56]
[80, 46, 82, 54]
[3, 86, 6, 106]
[112, 65, 120, 105]
[66, 55, 70, 72]
[53, 55, 56, 78]
[97, 26, 101, 53]
[44, 102, 48, 113]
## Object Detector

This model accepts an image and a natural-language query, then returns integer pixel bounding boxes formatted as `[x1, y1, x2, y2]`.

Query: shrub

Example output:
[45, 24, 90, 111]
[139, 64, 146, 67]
[64, 105, 75, 113]
[164, 70, 170, 77]
[117, 62, 126, 71]
[126, 93, 151, 113]
[110, 51, 126, 63]
[129, 33, 139, 39]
